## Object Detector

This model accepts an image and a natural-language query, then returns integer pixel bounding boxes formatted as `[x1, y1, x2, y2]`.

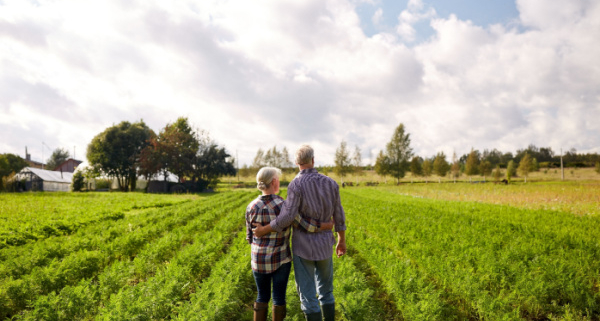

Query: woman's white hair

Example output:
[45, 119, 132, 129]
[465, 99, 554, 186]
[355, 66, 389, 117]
[256, 167, 282, 191]
[295, 144, 314, 165]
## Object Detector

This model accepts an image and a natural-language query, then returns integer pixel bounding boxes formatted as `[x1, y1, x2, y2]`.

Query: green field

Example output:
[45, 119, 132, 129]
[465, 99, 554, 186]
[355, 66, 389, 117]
[1, 184, 599, 320]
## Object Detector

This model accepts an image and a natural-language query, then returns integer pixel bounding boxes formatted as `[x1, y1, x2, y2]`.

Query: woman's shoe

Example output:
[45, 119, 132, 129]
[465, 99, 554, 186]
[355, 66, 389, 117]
[272, 304, 286, 321]
[254, 302, 269, 321]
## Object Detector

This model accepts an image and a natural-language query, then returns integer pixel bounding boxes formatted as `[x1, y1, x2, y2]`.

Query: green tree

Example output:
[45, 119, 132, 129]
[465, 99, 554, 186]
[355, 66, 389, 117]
[374, 150, 390, 183]
[0, 154, 28, 191]
[45, 148, 70, 170]
[422, 159, 433, 183]
[385, 123, 413, 183]
[450, 152, 460, 183]
[410, 156, 423, 182]
[532, 158, 539, 171]
[596, 161, 600, 175]
[162, 118, 200, 182]
[506, 160, 516, 183]
[518, 153, 533, 183]
[334, 140, 352, 183]
[71, 170, 85, 192]
[0, 157, 9, 192]
[139, 131, 165, 181]
[87, 120, 154, 191]
[192, 144, 236, 189]
[465, 149, 480, 182]
[479, 160, 492, 182]
[433, 152, 450, 181]
[139, 118, 199, 184]
[493, 164, 503, 182]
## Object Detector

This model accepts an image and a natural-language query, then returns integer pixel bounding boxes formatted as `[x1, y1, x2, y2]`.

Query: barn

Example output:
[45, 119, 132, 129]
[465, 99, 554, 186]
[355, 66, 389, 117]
[54, 158, 83, 173]
[14, 167, 74, 192]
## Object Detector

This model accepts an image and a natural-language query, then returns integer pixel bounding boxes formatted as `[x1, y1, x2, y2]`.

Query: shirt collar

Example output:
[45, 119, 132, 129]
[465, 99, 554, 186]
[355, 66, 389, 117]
[259, 194, 274, 200]
[299, 168, 318, 175]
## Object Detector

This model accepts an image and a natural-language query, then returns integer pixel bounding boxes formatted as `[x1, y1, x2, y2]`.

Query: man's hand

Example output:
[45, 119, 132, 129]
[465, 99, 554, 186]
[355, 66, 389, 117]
[336, 240, 346, 257]
[336, 230, 346, 257]
[252, 223, 274, 238]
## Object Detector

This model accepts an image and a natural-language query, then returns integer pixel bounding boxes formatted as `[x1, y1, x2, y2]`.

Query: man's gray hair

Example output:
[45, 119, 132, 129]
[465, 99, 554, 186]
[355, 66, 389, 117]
[256, 167, 281, 191]
[295, 144, 314, 165]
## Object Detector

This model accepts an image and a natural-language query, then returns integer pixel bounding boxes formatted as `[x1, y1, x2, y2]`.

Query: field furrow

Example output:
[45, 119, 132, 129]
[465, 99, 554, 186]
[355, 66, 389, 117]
[93, 192, 256, 321]
[1, 192, 252, 320]
[0, 193, 236, 277]
[341, 188, 600, 320]
[0, 193, 196, 248]
[2, 184, 599, 320]
[174, 229, 255, 321]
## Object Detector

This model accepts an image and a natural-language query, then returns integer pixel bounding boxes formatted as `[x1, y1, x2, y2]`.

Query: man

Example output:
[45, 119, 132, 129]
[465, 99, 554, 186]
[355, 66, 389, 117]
[253, 144, 347, 321]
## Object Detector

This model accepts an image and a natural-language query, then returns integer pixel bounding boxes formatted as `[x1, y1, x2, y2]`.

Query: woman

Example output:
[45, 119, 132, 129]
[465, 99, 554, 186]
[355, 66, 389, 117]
[246, 167, 332, 321]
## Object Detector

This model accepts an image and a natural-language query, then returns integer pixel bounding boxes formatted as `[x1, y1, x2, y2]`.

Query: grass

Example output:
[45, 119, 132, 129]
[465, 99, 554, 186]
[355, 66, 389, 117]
[230, 167, 600, 216]
[378, 181, 600, 216]
[0, 192, 208, 248]
[2, 178, 599, 319]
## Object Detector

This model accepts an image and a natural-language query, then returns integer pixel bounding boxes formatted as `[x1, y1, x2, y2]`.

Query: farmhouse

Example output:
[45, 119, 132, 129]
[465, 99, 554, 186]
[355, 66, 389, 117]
[14, 167, 74, 192]
[54, 158, 83, 173]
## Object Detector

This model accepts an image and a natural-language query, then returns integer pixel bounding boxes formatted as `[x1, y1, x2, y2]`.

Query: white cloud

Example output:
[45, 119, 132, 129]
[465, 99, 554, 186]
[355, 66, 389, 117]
[395, 0, 436, 42]
[1, 0, 599, 167]
[372, 8, 383, 26]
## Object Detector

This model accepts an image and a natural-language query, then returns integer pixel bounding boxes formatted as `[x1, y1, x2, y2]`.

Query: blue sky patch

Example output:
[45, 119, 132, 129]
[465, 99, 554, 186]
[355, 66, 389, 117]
[356, 0, 520, 42]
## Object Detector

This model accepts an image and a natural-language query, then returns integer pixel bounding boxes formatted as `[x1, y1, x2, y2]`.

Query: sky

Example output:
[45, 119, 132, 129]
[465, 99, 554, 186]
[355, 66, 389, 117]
[1, 0, 599, 167]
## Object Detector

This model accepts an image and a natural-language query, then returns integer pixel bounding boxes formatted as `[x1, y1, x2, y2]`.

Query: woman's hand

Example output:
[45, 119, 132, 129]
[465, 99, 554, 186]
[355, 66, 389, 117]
[319, 221, 334, 231]
[252, 223, 274, 238]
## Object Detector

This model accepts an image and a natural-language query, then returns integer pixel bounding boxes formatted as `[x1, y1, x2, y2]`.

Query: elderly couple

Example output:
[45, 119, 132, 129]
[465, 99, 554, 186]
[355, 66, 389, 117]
[245, 144, 347, 321]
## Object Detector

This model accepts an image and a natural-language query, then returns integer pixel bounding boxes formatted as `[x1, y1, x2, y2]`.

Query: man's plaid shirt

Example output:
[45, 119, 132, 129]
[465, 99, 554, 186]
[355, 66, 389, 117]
[246, 194, 320, 274]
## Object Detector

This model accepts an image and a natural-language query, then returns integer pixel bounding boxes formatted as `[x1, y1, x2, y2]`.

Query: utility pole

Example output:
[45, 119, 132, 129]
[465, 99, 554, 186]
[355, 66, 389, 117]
[236, 150, 239, 182]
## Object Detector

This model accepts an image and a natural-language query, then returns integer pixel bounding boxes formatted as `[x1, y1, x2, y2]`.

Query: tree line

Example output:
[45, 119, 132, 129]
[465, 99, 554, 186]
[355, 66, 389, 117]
[238, 123, 600, 185]
[2, 121, 600, 192]
[85, 117, 235, 192]
[334, 123, 600, 184]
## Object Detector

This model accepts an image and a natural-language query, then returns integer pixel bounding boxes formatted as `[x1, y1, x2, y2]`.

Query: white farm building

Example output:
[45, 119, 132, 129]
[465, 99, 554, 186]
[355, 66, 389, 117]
[15, 167, 74, 192]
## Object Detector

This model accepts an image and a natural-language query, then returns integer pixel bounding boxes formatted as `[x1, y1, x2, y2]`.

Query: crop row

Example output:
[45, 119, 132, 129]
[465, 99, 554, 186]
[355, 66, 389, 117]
[175, 223, 392, 320]
[341, 188, 600, 320]
[0, 192, 238, 281]
[0, 192, 196, 248]
[92, 191, 256, 321]
[2, 191, 255, 320]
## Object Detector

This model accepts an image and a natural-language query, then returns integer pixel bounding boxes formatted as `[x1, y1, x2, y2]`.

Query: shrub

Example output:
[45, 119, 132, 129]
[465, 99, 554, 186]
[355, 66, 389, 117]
[72, 171, 85, 192]
[95, 179, 111, 190]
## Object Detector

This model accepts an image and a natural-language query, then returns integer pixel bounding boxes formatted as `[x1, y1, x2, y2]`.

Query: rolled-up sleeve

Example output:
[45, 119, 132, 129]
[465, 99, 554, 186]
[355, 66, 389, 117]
[245, 210, 253, 244]
[271, 183, 301, 232]
[332, 184, 346, 232]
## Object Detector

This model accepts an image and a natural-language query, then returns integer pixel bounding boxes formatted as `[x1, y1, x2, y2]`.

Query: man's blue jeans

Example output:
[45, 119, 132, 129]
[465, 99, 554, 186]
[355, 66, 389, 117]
[253, 262, 291, 306]
[293, 254, 335, 314]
